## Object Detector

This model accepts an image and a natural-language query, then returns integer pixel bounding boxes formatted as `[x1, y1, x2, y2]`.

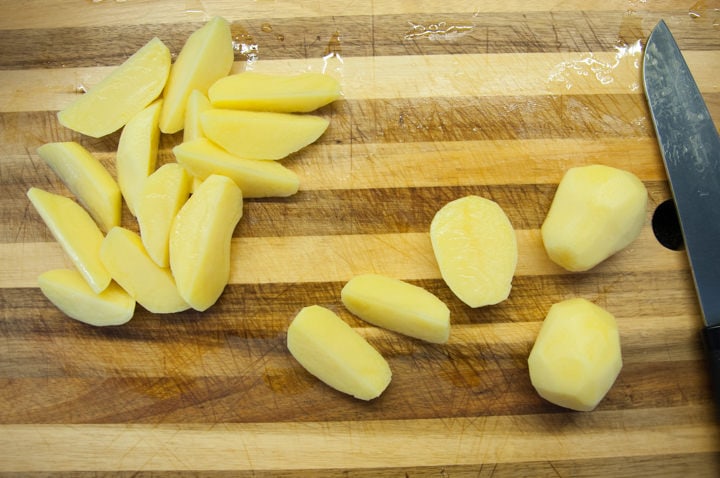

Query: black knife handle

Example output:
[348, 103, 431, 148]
[702, 324, 720, 418]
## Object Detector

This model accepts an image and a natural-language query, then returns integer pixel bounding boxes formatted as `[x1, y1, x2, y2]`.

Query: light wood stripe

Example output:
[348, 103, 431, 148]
[4, 51, 719, 113]
[0, 0, 699, 30]
[0, 227, 687, 289]
[0, 406, 716, 472]
[295, 139, 667, 190]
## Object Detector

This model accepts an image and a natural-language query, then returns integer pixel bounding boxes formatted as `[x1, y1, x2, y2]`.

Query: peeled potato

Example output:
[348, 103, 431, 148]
[208, 72, 341, 112]
[36, 142, 121, 233]
[430, 195, 517, 308]
[169, 174, 243, 311]
[287, 305, 392, 401]
[57, 36, 170, 138]
[173, 138, 299, 198]
[159, 16, 234, 134]
[200, 109, 329, 160]
[541, 164, 647, 272]
[27, 187, 111, 294]
[116, 100, 162, 216]
[38, 269, 135, 327]
[528, 298, 622, 411]
[100, 227, 190, 314]
[341, 274, 450, 344]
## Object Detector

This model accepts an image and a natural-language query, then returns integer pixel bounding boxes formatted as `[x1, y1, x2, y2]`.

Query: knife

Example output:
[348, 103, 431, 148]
[643, 20, 720, 410]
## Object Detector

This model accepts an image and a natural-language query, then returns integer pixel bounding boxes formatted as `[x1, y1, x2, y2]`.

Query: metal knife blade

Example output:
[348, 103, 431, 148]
[643, 19, 720, 408]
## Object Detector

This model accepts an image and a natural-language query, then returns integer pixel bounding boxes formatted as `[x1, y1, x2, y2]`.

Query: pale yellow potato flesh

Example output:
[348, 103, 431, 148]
[173, 138, 299, 198]
[159, 16, 234, 134]
[208, 72, 341, 112]
[541, 164, 648, 272]
[183, 89, 212, 143]
[116, 99, 163, 216]
[287, 305, 392, 401]
[341, 274, 450, 344]
[136, 163, 192, 268]
[200, 109, 329, 160]
[38, 269, 135, 327]
[169, 174, 243, 311]
[527, 298, 623, 412]
[27, 187, 111, 294]
[57, 37, 170, 138]
[37, 142, 121, 233]
[430, 195, 518, 308]
[100, 227, 190, 314]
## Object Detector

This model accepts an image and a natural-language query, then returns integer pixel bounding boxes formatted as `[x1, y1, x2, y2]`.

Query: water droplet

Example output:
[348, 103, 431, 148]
[231, 24, 259, 65]
[184, 0, 207, 15]
[261, 22, 273, 33]
[322, 31, 344, 73]
[403, 20, 474, 41]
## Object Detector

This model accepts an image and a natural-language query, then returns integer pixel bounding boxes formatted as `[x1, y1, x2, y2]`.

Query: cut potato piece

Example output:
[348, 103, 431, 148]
[116, 100, 162, 216]
[173, 138, 299, 198]
[160, 16, 234, 134]
[37, 142, 121, 233]
[136, 163, 192, 268]
[430, 195, 517, 308]
[208, 72, 341, 112]
[57, 37, 170, 138]
[169, 174, 243, 311]
[287, 305, 392, 401]
[541, 165, 648, 272]
[341, 274, 450, 344]
[100, 227, 190, 314]
[38, 269, 134, 326]
[200, 109, 329, 160]
[527, 298, 622, 412]
[183, 89, 212, 143]
[27, 187, 111, 294]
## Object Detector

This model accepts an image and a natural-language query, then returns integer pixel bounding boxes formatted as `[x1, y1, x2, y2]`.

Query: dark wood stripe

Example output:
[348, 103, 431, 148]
[2, 179, 671, 243]
[1, 11, 718, 70]
[0, 268, 697, 336]
[1, 94, 659, 151]
[0, 360, 707, 424]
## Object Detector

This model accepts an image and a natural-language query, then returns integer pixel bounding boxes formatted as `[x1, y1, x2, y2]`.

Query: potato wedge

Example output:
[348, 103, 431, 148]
[341, 274, 450, 344]
[430, 195, 517, 308]
[183, 89, 212, 143]
[57, 36, 170, 138]
[169, 174, 243, 311]
[37, 142, 121, 233]
[173, 138, 299, 198]
[116, 100, 163, 216]
[160, 16, 234, 134]
[208, 72, 341, 112]
[200, 109, 329, 160]
[528, 298, 623, 411]
[541, 165, 647, 272]
[38, 269, 134, 327]
[136, 163, 192, 268]
[27, 187, 111, 294]
[100, 227, 190, 314]
[287, 305, 392, 401]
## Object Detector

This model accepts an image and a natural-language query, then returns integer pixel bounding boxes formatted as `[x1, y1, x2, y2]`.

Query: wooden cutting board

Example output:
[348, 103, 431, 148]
[1, 1, 720, 475]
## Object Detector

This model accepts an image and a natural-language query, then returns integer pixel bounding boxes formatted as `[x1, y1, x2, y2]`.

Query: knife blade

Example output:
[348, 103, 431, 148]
[643, 19, 720, 409]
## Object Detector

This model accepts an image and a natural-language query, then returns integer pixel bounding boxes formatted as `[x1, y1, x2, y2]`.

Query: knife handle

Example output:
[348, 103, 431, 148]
[702, 324, 720, 418]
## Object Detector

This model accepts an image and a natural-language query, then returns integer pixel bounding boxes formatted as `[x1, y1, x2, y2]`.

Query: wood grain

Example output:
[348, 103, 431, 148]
[1, 0, 720, 475]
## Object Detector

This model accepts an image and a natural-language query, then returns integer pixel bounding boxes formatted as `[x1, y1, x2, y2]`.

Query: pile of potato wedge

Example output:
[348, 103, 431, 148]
[29, 16, 651, 412]
[30, 16, 341, 325]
